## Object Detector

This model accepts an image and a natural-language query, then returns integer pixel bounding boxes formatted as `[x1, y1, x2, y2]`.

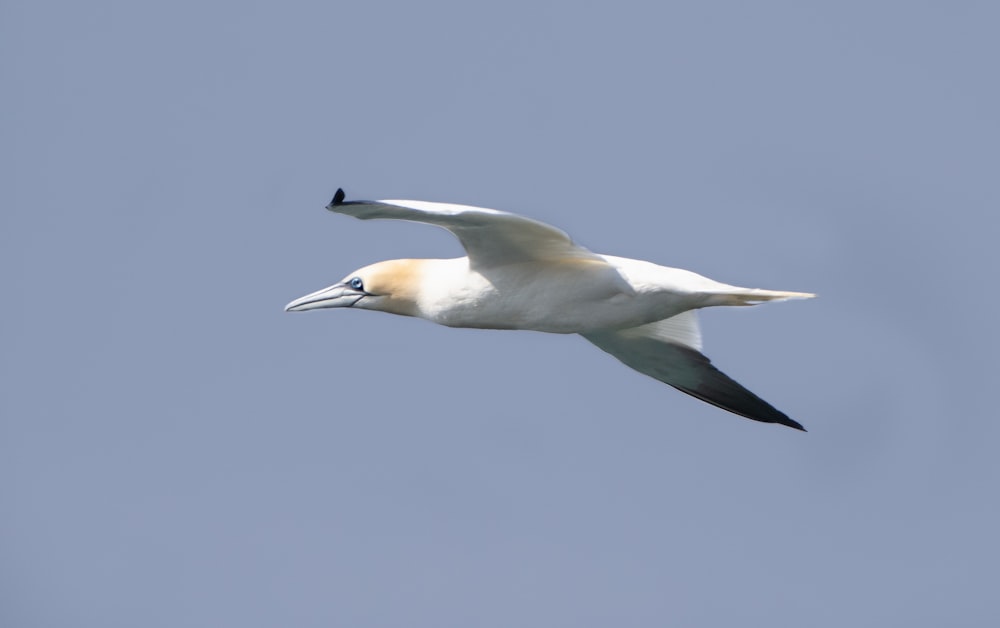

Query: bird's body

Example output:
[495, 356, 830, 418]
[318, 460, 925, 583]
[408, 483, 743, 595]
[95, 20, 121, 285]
[360, 256, 793, 334]
[287, 189, 814, 430]
[418, 256, 640, 332]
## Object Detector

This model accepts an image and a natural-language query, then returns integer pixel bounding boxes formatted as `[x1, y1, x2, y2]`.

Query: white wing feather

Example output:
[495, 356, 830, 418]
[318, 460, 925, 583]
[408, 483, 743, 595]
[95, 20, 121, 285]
[614, 310, 703, 352]
[328, 193, 603, 269]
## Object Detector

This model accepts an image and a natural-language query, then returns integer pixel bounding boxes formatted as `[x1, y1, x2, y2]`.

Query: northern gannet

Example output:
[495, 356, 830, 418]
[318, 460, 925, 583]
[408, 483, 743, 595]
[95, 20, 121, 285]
[286, 188, 814, 430]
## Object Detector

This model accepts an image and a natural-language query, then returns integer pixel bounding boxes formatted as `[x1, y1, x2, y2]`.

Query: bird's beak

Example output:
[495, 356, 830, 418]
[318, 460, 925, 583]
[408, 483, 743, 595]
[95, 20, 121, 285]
[284, 283, 366, 312]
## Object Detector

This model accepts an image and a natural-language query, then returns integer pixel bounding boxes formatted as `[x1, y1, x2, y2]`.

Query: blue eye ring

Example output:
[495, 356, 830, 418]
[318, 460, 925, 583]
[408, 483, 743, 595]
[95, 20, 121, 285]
[349, 277, 364, 291]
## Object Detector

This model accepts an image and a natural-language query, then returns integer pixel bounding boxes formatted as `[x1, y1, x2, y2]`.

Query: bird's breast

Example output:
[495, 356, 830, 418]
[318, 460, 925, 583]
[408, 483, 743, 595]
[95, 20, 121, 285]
[415, 259, 672, 333]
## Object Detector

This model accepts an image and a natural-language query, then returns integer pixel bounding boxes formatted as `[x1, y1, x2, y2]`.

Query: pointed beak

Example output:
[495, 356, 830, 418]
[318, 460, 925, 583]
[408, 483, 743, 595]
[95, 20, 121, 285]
[284, 283, 366, 312]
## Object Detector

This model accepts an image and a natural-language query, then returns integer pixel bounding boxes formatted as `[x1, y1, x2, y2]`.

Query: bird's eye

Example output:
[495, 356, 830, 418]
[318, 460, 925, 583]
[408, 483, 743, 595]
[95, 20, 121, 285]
[349, 277, 364, 291]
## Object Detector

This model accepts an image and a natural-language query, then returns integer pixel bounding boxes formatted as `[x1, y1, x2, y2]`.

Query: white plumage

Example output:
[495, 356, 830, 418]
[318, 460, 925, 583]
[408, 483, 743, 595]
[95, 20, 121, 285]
[286, 189, 814, 430]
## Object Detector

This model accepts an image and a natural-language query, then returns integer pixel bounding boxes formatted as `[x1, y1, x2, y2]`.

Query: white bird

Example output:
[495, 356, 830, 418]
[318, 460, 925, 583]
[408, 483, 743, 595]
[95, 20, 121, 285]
[286, 188, 814, 430]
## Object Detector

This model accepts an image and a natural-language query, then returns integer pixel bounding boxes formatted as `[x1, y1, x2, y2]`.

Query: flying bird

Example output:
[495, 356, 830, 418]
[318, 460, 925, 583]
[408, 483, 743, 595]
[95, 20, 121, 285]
[286, 188, 814, 430]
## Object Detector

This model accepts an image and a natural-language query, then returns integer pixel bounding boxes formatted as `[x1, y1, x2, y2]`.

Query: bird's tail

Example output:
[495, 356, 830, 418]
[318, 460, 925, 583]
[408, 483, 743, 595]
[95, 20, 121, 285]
[709, 288, 816, 307]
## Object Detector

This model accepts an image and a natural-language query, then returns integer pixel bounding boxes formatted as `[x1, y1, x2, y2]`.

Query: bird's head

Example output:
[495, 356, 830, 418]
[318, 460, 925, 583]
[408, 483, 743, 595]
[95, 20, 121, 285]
[284, 259, 424, 316]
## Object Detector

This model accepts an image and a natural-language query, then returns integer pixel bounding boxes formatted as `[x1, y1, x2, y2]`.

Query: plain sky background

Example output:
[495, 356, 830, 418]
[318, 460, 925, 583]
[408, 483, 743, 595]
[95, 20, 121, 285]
[3, 1, 999, 626]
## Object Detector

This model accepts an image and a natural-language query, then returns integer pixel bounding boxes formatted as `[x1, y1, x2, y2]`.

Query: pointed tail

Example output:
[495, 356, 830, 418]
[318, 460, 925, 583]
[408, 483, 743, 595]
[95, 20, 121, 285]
[709, 288, 816, 307]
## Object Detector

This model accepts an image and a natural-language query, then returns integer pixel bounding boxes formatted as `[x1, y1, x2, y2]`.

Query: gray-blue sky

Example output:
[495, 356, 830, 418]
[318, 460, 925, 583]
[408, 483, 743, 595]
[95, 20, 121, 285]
[3, 1, 998, 626]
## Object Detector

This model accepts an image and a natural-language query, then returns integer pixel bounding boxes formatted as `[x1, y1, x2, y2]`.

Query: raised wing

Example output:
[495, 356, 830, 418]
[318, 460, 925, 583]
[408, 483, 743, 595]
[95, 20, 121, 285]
[582, 311, 805, 430]
[327, 188, 603, 269]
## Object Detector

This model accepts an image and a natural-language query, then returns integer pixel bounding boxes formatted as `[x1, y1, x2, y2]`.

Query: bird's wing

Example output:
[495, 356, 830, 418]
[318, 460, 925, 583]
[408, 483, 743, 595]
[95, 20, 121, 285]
[581, 311, 805, 430]
[327, 188, 603, 269]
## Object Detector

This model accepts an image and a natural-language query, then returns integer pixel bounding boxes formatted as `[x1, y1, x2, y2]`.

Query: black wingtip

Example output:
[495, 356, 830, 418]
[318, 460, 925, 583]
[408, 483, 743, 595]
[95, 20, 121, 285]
[771, 415, 806, 431]
[330, 188, 346, 206]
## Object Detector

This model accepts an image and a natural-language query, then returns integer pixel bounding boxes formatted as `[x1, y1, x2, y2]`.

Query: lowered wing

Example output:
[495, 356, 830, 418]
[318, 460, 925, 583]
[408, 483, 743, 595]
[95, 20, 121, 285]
[582, 311, 805, 430]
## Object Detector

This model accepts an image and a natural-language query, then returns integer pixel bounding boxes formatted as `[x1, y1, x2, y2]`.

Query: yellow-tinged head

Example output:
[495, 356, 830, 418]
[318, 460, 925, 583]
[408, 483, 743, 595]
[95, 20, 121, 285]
[284, 259, 428, 317]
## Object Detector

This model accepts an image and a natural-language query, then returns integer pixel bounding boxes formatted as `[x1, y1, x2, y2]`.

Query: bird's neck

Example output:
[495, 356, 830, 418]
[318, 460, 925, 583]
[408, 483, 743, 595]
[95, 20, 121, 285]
[362, 258, 468, 318]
